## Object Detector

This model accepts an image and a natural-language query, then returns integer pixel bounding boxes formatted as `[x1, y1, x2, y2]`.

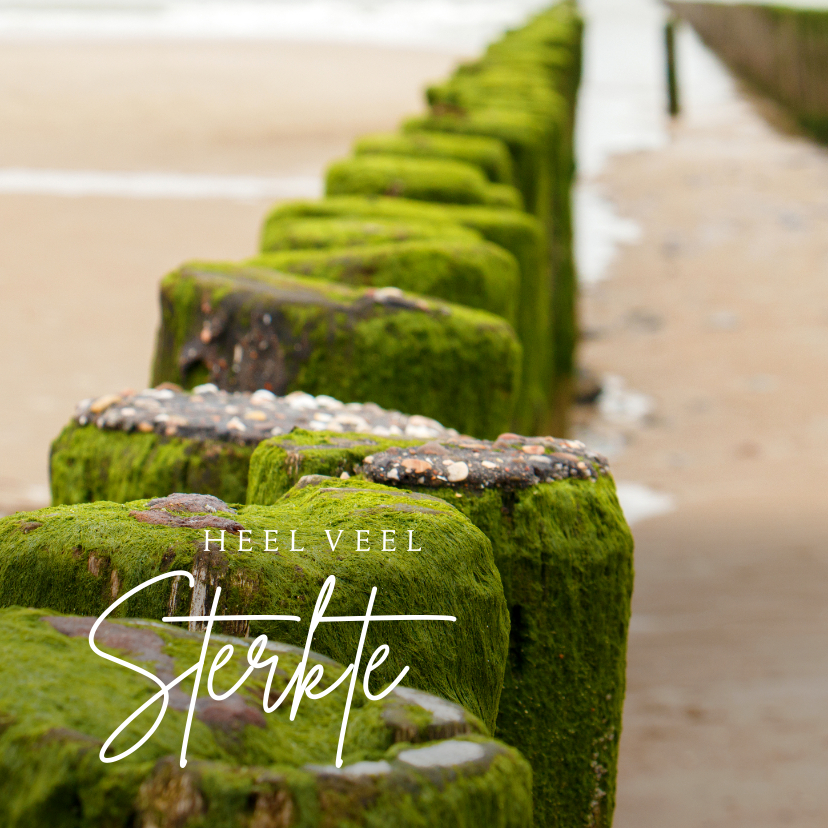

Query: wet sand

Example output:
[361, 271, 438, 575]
[0, 40, 459, 511]
[581, 78, 828, 824]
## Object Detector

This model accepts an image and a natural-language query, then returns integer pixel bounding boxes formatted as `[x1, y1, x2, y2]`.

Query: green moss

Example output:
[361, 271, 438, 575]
[485, 182, 524, 210]
[50, 422, 253, 506]
[260, 215, 481, 252]
[0, 607, 532, 827]
[325, 155, 523, 210]
[403, 109, 552, 224]
[252, 1, 583, 428]
[402, 0, 583, 420]
[248, 238, 519, 329]
[354, 130, 515, 184]
[246, 430, 425, 506]
[245, 439, 634, 828]
[426, 476, 632, 828]
[259, 197, 551, 434]
[151, 263, 522, 440]
[0, 477, 509, 733]
[427, 68, 569, 126]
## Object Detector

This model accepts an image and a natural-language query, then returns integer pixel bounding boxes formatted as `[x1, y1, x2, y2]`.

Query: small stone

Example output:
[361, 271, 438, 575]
[364, 455, 374, 464]
[550, 452, 581, 463]
[522, 445, 545, 455]
[340, 472, 350, 480]
[373, 286, 404, 301]
[89, 394, 121, 414]
[402, 458, 432, 473]
[138, 422, 154, 433]
[387, 468, 400, 481]
[284, 391, 317, 410]
[244, 410, 267, 421]
[419, 441, 450, 455]
[482, 461, 498, 469]
[226, 417, 247, 432]
[446, 462, 469, 483]
[250, 388, 277, 403]
[315, 394, 344, 410]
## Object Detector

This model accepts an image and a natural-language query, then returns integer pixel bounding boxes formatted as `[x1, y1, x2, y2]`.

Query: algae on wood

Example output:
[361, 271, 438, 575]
[0, 607, 532, 828]
[150, 263, 521, 439]
[249, 238, 520, 328]
[246, 430, 634, 828]
[260, 197, 549, 435]
[0, 478, 509, 733]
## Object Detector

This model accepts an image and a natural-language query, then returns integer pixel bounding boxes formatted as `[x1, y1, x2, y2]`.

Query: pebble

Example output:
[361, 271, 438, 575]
[402, 458, 433, 474]
[89, 394, 121, 414]
[365, 435, 611, 491]
[446, 461, 470, 482]
[73, 387, 458, 446]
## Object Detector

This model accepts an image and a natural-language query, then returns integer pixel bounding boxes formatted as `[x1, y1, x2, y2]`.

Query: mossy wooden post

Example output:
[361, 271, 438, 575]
[248, 237, 521, 329]
[0, 607, 533, 827]
[404, 0, 584, 433]
[246, 430, 634, 828]
[670, 2, 828, 142]
[150, 263, 521, 440]
[354, 130, 516, 184]
[0, 479, 509, 733]
[665, 16, 680, 116]
[326, 154, 524, 210]
[246, 430, 427, 504]
[260, 197, 549, 436]
[50, 387, 456, 505]
[258, 214, 482, 251]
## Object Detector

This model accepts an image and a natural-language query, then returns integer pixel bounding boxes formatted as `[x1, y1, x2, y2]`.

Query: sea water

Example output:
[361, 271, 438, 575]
[0, 0, 553, 53]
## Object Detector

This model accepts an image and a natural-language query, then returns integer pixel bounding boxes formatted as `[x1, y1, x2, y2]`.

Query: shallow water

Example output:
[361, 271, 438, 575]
[0, 0, 552, 52]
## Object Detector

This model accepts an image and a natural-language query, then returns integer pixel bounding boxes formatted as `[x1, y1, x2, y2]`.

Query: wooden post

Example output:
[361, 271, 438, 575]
[666, 16, 680, 116]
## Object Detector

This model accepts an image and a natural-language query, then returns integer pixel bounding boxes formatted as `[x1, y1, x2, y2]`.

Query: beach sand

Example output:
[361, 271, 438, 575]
[580, 86, 828, 825]
[0, 40, 460, 511]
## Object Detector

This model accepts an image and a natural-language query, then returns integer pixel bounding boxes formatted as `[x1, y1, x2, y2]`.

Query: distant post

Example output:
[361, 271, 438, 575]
[665, 16, 680, 116]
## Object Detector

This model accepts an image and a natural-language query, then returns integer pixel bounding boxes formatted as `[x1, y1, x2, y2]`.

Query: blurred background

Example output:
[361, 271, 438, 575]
[3, 0, 828, 824]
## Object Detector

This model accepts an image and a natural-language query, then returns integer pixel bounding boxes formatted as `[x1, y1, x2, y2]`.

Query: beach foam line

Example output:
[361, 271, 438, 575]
[0, 168, 323, 200]
[575, 184, 642, 286]
[0, 0, 551, 53]
[615, 481, 676, 526]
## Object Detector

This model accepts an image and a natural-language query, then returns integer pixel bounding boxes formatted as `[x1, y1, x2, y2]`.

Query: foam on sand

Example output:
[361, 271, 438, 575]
[0, 168, 323, 200]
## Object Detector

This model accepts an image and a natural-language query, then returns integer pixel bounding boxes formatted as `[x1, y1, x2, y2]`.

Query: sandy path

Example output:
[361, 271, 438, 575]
[0, 41, 459, 511]
[580, 59, 828, 826]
